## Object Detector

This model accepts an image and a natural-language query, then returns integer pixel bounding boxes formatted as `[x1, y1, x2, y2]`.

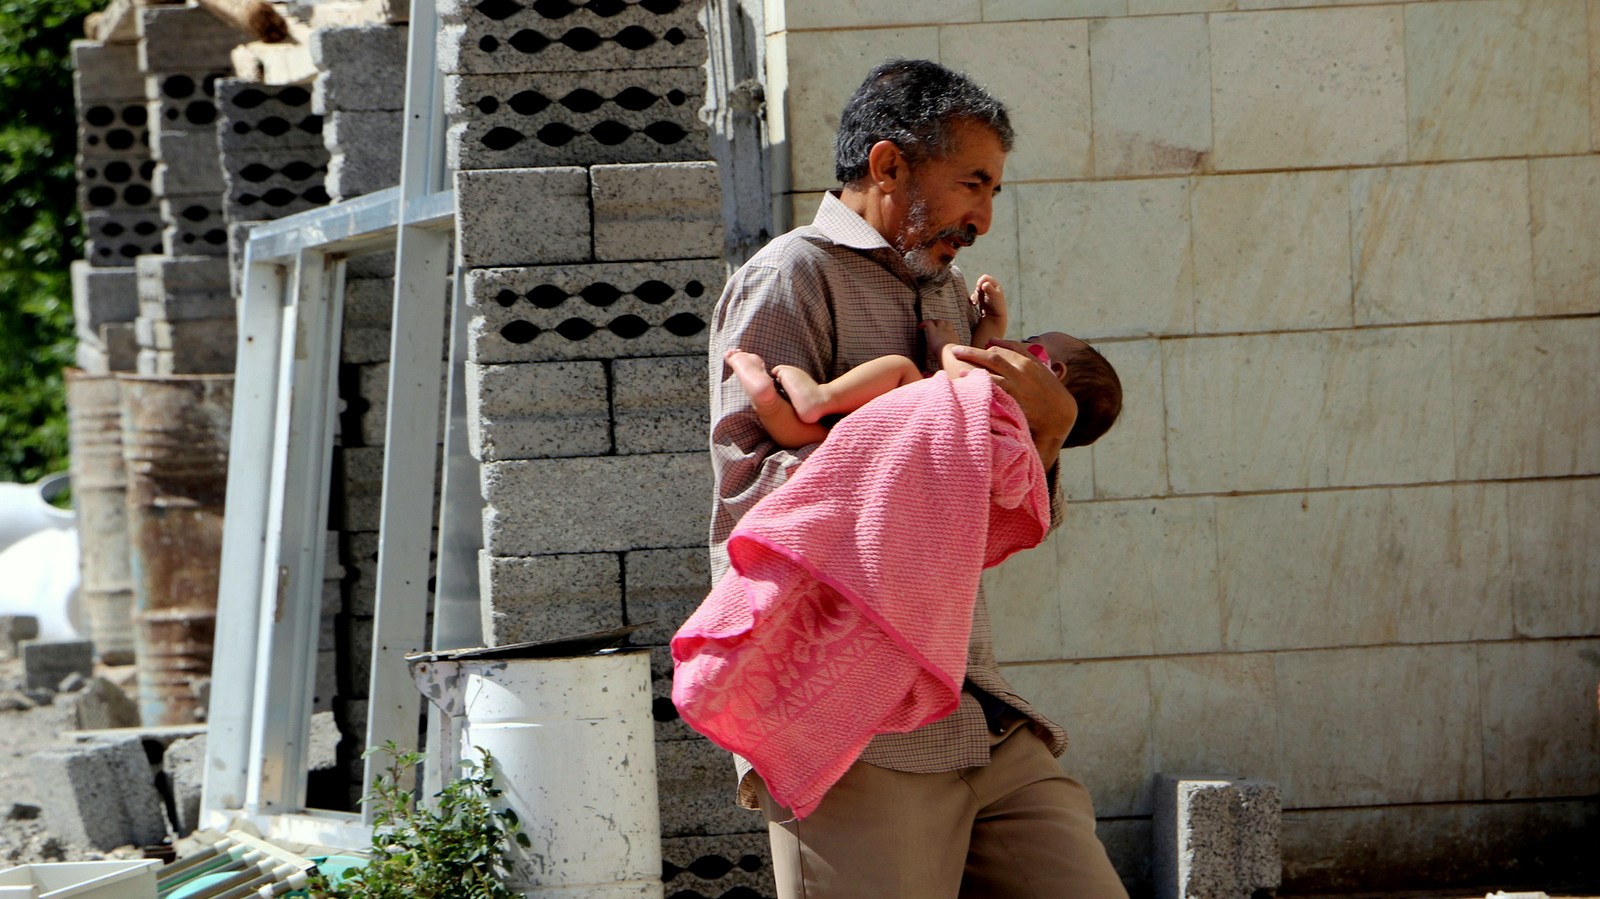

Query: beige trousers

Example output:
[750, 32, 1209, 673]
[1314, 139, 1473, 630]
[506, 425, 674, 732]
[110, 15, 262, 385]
[756, 718, 1130, 899]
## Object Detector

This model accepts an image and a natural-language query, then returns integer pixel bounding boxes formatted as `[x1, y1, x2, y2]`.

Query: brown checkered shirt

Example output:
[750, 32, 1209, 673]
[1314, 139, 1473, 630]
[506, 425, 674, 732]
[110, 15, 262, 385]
[708, 191, 1070, 809]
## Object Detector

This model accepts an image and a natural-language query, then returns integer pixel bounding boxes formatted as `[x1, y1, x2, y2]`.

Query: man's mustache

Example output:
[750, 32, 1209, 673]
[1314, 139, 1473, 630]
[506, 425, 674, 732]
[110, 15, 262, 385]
[926, 224, 977, 248]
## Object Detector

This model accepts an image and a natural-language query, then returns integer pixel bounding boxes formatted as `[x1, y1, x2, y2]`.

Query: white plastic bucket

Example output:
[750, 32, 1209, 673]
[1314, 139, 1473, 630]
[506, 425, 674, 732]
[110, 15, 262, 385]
[0, 859, 159, 899]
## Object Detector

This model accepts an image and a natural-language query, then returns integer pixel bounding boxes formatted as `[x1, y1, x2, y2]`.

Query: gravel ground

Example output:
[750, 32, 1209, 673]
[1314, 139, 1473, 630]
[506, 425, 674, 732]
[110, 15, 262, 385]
[0, 656, 145, 868]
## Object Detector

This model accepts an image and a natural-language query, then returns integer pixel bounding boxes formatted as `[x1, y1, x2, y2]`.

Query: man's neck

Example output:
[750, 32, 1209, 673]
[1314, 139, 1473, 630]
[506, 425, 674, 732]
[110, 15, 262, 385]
[838, 186, 894, 245]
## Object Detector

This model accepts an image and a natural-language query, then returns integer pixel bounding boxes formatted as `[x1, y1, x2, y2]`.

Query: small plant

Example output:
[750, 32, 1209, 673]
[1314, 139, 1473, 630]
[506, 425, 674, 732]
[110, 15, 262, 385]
[311, 741, 530, 899]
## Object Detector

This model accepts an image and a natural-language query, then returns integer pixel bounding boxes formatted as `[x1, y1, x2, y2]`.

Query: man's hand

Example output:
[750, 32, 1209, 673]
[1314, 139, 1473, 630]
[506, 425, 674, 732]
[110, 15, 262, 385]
[949, 339, 1077, 466]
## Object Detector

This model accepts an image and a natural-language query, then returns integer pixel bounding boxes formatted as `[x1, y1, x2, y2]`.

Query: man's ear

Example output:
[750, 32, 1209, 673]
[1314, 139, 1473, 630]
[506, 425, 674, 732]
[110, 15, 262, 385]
[866, 140, 906, 194]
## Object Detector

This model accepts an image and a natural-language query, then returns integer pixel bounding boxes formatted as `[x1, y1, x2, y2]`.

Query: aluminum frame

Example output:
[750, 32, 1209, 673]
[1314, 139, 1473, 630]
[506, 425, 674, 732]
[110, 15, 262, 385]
[202, 0, 481, 835]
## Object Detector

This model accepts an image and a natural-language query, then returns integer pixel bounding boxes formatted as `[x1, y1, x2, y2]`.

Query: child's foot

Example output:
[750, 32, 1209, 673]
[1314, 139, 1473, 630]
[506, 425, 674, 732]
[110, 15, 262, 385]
[726, 349, 780, 408]
[770, 365, 829, 423]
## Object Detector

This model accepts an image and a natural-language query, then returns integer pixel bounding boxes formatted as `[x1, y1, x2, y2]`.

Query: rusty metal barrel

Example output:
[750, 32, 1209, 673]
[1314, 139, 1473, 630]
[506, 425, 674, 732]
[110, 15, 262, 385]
[65, 370, 137, 664]
[119, 374, 233, 725]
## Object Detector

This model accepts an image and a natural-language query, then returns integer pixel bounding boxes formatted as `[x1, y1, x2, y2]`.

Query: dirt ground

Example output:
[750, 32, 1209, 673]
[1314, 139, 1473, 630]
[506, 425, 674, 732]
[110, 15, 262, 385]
[0, 656, 145, 868]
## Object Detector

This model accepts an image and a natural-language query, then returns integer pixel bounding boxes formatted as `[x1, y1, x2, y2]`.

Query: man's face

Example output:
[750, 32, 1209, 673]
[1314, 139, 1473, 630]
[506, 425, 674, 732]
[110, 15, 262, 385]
[889, 119, 1007, 279]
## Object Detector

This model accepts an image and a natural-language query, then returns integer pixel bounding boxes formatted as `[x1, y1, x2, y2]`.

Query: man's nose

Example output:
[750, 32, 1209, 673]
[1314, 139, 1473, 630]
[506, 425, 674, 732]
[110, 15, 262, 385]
[967, 194, 993, 236]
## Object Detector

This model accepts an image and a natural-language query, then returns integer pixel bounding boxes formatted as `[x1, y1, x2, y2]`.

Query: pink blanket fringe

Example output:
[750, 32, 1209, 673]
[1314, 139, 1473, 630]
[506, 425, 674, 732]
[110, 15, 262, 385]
[671, 371, 1050, 818]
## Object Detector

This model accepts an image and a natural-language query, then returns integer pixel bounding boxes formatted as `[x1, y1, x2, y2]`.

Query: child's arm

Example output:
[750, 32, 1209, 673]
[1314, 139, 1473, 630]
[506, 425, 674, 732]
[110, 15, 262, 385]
[923, 319, 982, 377]
[969, 274, 1008, 348]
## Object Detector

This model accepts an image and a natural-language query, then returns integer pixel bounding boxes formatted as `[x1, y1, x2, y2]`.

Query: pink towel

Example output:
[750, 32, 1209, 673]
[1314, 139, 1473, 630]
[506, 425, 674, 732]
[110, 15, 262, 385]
[672, 371, 1051, 818]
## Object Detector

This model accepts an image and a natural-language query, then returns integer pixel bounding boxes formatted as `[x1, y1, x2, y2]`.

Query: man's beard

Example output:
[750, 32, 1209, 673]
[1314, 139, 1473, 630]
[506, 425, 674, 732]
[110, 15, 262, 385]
[893, 183, 977, 280]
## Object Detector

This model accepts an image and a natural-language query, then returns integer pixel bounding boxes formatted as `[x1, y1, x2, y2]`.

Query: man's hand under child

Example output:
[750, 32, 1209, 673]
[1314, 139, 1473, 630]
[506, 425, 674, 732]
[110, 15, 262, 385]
[949, 339, 1078, 467]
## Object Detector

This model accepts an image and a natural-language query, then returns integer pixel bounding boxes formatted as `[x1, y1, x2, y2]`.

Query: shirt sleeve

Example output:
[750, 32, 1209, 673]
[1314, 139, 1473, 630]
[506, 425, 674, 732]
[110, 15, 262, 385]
[707, 255, 835, 580]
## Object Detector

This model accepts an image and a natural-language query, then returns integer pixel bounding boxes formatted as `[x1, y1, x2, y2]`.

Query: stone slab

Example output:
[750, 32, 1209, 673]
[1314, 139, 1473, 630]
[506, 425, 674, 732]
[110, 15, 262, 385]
[437, 0, 706, 75]
[466, 259, 720, 363]
[445, 67, 709, 170]
[455, 166, 591, 268]
[1149, 655, 1279, 787]
[1088, 14, 1211, 177]
[217, 79, 324, 152]
[83, 210, 164, 266]
[611, 355, 706, 454]
[590, 161, 722, 261]
[78, 151, 156, 213]
[71, 262, 139, 339]
[22, 640, 95, 691]
[481, 452, 710, 555]
[1323, 326, 1455, 487]
[1478, 638, 1600, 803]
[1210, 7, 1407, 170]
[1530, 154, 1600, 315]
[1406, 0, 1589, 161]
[72, 41, 144, 102]
[467, 361, 610, 461]
[1508, 477, 1600, 639]
[29, 736, 167, 851]
[479, 551, 625, 645]
[310, 25, 409, 113]
[1084, 338, 1166, 499]
[138, 6, 247, 72]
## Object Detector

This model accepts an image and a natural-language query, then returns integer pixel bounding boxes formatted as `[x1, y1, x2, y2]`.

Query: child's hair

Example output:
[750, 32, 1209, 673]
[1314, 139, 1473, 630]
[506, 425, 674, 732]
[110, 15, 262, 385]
[1059, 341, 1122, 448]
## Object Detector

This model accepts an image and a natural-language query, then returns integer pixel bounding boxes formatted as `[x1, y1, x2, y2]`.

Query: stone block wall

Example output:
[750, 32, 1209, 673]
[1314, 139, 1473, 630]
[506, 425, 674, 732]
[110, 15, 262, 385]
[765, 0, 1600, 894]
[439, 0, 776, 893]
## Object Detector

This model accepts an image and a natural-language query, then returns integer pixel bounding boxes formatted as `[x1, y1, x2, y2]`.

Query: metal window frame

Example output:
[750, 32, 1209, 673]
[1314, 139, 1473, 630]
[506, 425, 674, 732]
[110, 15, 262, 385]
[201, 0, 482, 839]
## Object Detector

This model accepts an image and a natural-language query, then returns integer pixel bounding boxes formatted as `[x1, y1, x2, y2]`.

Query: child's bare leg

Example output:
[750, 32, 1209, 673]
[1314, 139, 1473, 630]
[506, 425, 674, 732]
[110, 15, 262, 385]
[771, 355, 922, 423]
[725, 349, 830, 449]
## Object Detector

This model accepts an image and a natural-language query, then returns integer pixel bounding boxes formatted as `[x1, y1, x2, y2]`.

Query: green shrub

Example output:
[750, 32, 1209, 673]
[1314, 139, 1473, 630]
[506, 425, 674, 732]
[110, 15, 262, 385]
[0, 0, 99, 483]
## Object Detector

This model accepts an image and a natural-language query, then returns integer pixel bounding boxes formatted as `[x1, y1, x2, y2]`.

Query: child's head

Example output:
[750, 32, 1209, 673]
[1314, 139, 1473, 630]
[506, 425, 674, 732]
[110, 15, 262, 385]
[1025, 332, 1122, 448]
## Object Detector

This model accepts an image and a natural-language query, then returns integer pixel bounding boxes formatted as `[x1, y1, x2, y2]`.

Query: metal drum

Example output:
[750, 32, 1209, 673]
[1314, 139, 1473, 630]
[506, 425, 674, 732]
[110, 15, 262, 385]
[119, 374, 232, 725]
[65, 370, 136, 664]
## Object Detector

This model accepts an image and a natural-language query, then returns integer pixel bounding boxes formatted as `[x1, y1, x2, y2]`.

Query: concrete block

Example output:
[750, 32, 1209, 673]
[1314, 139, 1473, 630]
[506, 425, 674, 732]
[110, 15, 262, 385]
[1210, 8, 1406, 170]
[77, 101, 151, 156]
[1163, 332, 1329, 493]
[78, 151, 156, 212]
[482, 452, 710, 555]
[647, 645, 696, 742]
[1406, 0, 1588, 161]
[1275, 644, 1483, 807]
[160, 195, 229, 256]
[309, 709, 340, 770]
[466, 361, 610, 461]
[71, 262, 139, 339]
[344, 616, 374, 702]
[1088, 15, 1210, 177]
[623, 546, 708, 646]
[590, 161, 722, 261]
[323, 111, 403, 200]
[29, 736, 168, 850]
[223, 148, 330, 221]
[151, 130, 225, 195]
[660, 833, 772, 897]
[1451, 318, 1600, 480]
[22, 640, 94, 691]
[1018, 178, 1192, 339]
[137, 253, 230, 296]
[455, 166, 590, 268]
[217, 79, 324, 152]
[145, 71, 224, 133]
[338, 446, 385, 532]
[65, 676, 141, 730]
[138, 287, 233, 323]
[436, 0, 706, 76]
[466, 259, 720, 363]
[612, 355, 706, 454]
[83, 210, 164, 265]
[1508, 477, 1600, 639]
[310, 25, 409, 113]
[1191, 170, 1352, 334]
[141, 319, 237, 374]
[776, 27, 943, 192]
[100, 322, 140, 372]
[479, 551, 624, 645]
[138, 6, 246, 71]
[1153, 776, 1280, 899]
[0, 615, 39, 659]
[72, 41, 143, 102]
[1351, 161, 1533, 326]
[654, 736, 763, 838]
[341, 275, 394, 364]
[1001, 659, 1153, 816]
[162, 734, 205, 835]
[444, 67, 709, 170]
[75, 335, 110, 376]
[315, 648, 337, 712]
[352, 360, 450, 446]
[1530, 154, 1600, 315]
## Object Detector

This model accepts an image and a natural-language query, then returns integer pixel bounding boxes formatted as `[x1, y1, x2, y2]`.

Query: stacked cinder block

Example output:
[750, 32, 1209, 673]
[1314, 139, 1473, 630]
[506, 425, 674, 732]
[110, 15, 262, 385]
[311, 25, 408, 201]
[440, 0, 771, 892]
[1155, 776, 1282, 899]
[217, 79, 330, 295]
[71, 39, 156, 374]
[135, 5, 246, 376]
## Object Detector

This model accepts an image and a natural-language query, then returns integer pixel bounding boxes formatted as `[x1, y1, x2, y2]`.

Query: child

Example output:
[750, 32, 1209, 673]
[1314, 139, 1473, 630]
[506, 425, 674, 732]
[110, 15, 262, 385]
[725, 274, 1122, 451]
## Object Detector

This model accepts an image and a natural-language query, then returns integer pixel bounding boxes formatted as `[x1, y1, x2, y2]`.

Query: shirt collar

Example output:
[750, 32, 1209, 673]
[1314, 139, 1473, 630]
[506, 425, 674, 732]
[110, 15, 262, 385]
[810, 190, 953, 289]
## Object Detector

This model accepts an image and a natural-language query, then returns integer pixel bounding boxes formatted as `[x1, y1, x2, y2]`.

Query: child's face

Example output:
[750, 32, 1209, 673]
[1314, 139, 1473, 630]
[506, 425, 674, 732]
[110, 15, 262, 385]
[1024, 332, 1085, 386]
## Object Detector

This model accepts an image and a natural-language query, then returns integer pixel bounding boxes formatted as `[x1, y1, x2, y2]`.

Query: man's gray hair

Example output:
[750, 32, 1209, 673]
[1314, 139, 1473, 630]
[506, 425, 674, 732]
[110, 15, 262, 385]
[833, 59, 1014, 186]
